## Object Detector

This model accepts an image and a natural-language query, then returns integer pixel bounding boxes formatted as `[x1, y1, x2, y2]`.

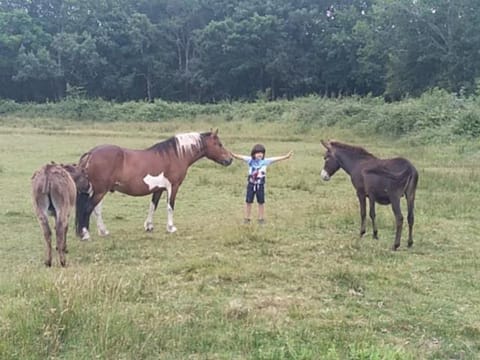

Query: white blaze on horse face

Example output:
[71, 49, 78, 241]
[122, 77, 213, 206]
[143, 172, 172, 191]
[321, 169, 331, 181]
[175, 133, 202, 157]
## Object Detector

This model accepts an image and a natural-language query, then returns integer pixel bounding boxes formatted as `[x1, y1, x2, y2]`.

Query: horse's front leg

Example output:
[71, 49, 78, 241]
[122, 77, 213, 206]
[144, 190, 163, 232]
[166, 185, 179, 233]
[357, 193, 367, 237]
[93, 200, 109, 236]
[390, 198, 404, 251]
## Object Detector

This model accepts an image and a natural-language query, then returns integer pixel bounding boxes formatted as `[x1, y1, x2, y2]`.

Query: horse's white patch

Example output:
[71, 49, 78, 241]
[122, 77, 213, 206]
[143, 172, 172, 191]
[320, 169, 330, 181]
[175, 133, 202, 157]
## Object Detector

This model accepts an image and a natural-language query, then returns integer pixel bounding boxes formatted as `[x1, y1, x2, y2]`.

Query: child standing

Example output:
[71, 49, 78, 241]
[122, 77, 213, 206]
[231, 144, 293, 224]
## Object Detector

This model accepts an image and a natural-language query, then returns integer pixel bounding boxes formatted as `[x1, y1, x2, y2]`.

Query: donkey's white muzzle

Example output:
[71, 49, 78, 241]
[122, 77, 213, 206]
[320, 169, 330, 181]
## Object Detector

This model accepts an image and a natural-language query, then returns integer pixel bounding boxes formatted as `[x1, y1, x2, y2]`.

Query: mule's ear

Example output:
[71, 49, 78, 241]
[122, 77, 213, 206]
[214, 128, 218, 136]
[320, 140, 330, 149]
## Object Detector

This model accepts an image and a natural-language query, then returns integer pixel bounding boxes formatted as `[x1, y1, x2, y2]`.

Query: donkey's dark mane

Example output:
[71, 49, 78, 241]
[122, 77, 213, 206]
[331, 141, 376, 158]
[147, 132, 211, 155]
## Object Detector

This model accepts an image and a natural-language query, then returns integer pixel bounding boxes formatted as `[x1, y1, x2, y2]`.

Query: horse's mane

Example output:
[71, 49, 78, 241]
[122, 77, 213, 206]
[331, 141, 376, 158]
[147, 132, 210, 156]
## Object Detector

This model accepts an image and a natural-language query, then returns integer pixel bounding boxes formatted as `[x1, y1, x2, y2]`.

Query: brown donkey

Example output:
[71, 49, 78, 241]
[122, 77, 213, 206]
[320, 140, 419, 250]
[32, 163, 90, 267]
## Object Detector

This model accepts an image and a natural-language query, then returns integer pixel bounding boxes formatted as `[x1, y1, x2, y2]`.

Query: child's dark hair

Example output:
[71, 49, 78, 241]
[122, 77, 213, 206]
[251, 144, 266, 158]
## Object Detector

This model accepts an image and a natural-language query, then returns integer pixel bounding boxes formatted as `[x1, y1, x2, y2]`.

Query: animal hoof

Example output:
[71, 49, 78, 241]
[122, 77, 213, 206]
[44, 260, 52, 267]
[391, 244, 399, 251]
[373, 232, 378, 240]
[144, 223, 154, 232]
[167, 225, 177, 233]
[407, 242, 413, 248]
[98, 229, 110, 236]
[81, 228, 91, 241]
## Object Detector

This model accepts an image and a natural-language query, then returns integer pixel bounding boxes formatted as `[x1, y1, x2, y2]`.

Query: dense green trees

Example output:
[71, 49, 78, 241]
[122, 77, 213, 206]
[1, 0, 479, 102]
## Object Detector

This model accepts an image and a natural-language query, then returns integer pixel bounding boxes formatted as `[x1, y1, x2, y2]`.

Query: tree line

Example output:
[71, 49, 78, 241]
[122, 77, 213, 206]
[1, 0, 479, 103]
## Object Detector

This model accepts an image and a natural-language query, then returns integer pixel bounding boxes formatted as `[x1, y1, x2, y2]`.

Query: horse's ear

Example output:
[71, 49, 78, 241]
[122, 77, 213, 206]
[320, 140, 330, 149]
[214, 128, 218, 136]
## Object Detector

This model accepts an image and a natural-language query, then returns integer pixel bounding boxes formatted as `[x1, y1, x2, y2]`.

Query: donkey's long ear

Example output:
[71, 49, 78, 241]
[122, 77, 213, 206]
[320, 139, 330, 149]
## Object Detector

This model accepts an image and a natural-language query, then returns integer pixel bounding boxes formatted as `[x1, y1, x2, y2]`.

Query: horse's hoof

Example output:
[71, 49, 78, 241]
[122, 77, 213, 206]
[81, 229, 91, 241]
[98, 229, 110, 237]
[407, 242, 413, 248]
[44, 260, 52, 267]
[144, 223, 154, 232]
[167, 225, 177, 233]
[391, 244, 399, 251]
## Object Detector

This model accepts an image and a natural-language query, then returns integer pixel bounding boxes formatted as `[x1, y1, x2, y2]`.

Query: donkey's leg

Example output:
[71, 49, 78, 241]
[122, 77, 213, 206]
[36, 205, 53, 267]
[92, 200, 109, 236]
[34, 195, 53, 266]
[406, 194, 415, 248]
[144, 190, 164, 232]
[166, 185, 179, 233]
[390, 198, 404, 251]
[55, 215, 68, 267]
[357, 193, 367, 237]
[368, 197, 378, 239]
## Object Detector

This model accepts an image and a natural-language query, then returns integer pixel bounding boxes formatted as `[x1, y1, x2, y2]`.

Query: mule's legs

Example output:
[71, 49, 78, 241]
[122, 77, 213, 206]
[390, 197, 404, 251]
[357, 193, 367, 237]
[144, 190, 164, 232]
[368, 197, 378, 239]
[166, 185, 179, 233]
[92, 200, 109, 236]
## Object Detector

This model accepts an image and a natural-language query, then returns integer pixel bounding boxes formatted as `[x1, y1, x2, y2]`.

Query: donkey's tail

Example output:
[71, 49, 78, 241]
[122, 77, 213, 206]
[404, 165, 419, 197]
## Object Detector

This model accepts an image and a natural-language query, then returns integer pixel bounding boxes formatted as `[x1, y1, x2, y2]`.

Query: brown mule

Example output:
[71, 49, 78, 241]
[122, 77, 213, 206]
[32, 163, 90, 266]
[76, 130, 233, 239]
[320, 140, 419, 250]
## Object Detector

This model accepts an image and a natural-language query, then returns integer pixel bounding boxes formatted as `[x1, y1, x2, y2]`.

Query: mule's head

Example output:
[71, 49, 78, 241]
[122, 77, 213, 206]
[320, 140, 340, 181]
[62, 164, 92, 194]
[203, 129, 233, 166]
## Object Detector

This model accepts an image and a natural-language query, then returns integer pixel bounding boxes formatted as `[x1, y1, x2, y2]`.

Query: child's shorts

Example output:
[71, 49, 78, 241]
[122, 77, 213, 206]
[246, 183, 265, 204]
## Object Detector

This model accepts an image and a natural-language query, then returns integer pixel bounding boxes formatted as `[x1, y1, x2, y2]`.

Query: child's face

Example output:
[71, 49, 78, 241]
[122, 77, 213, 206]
[253, 152, 264, 160]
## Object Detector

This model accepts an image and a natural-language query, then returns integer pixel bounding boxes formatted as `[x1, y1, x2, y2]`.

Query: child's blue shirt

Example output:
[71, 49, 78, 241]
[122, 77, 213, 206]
[241, 156, 274, 185]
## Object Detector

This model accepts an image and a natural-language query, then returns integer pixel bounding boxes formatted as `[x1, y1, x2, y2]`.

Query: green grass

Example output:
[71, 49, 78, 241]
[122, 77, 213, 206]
[0, 118, 479, 359]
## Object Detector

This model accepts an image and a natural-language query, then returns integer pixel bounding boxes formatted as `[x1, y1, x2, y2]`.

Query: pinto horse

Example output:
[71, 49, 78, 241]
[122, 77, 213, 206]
[320, 140, 419, 250]
[76, 130, 232, 240]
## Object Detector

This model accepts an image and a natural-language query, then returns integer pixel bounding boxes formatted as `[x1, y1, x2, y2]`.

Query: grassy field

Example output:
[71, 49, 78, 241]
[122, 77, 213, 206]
[0, 117, 479, 359]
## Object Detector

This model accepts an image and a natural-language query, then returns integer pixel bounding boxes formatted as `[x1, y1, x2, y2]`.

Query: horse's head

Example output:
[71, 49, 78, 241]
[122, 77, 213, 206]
[320, 140, 340, 181]
[62, 164, 92, 194]
[203, 129, 233, 166]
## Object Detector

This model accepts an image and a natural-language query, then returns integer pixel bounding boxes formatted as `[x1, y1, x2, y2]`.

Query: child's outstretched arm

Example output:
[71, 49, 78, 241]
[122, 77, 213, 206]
[267, 151, 293, 164]
[231, 152, 249, 161]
